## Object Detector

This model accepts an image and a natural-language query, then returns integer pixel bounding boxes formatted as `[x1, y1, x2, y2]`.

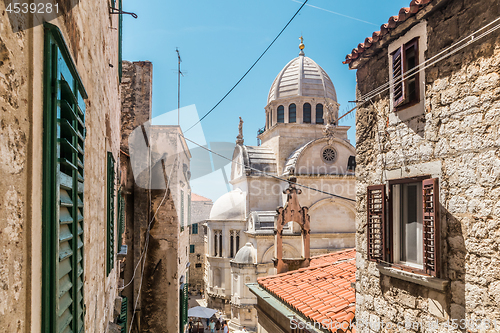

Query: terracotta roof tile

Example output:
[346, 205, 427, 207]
[191, 193, 212, 202]
[343, 0, 434, 66]
[257, 249, 356, 332]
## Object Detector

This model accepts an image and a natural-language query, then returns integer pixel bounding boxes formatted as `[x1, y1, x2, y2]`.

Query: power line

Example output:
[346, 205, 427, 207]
[180, 134, 356, 202]
[338, 16, 500, 121]
[184, 0, 309, 133]
[126, 157, 177, 333]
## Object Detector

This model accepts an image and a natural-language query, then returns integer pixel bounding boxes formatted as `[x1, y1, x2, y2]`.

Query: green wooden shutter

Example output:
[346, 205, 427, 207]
[180, 190, 184, 232]
[117, 189, 125, 250]
[107, 152, 116, 275]
[42, 23, 87, 333]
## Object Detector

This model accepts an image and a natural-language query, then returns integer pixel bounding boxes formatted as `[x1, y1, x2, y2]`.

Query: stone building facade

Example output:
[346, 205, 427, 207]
[120, 60, 192, 333]
[206, 42, 357, 332]
[0, 1, 126, 332]
[189, 193, 213, 294]
[344, 0, 500, 331]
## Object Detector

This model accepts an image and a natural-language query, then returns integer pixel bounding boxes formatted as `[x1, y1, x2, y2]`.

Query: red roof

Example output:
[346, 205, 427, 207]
[191, 193, 212, 202]
[343, 0, 434, 67]
[258, 249, 356, 332]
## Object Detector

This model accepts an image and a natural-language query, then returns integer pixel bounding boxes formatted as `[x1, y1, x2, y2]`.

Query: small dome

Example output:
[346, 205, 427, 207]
[209, 188, 246, 220]
[267, 55, 337, 105]
[233, 243, 257, 264]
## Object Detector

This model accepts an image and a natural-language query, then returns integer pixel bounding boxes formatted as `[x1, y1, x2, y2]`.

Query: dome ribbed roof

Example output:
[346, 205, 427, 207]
[233, 243, 257, 264]
[209, 188, 246, 220]
[267, 55, 337, 104]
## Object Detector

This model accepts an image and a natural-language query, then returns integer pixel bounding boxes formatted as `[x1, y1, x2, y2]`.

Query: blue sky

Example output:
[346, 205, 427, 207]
[122, 0, 410, 200]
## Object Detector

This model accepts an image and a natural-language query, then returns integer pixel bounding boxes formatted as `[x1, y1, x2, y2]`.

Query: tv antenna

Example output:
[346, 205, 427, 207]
[176, 47, 184, 126]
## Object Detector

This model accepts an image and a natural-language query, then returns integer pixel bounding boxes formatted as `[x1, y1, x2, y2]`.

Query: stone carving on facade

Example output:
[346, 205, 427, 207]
[323, 101, 340, 145]
[236, 117, 244, 145]
[274, 178, 311, 274]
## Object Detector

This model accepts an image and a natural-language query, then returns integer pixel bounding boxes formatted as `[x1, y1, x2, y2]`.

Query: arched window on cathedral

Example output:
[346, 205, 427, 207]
[277, 105, 284, 123]
[236, 233, 240, 253]
[316, 104, 324, 124]
[214, 233, 218, 256]
[303, 103, 311, 123]
[218, 232, 222, 257]
[230, 232, 234, 258]
[289, 104, 296, 123]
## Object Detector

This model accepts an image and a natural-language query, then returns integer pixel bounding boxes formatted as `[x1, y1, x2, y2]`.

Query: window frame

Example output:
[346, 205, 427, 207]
[42, 22, 88, 333]
[190, 244, 195, 253]
[106, 152, 116, 275]
[391, 37, 420, 110]
[288, 103, 296, 123]
[367, 175, 441, 277]
[277, 105, 285, 123]
[315, 104, 324, 124]
[303, 103, 311, 123]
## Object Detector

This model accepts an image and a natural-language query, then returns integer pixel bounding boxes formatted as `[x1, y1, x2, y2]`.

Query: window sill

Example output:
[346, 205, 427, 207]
[377, 264, 448, 291]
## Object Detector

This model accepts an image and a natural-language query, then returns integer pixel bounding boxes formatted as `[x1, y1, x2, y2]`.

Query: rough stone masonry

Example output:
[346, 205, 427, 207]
[352, 0, 500, 331]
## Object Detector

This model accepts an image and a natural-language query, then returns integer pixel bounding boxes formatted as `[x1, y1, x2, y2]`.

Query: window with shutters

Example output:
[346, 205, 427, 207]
[367, 176, 441, 277]
[192, 223, 198, 234]
[107, 152, 116, 276]
[190, 245, 195, 253]
[42, 23, 86, 333]
[391, 37, 419, 109]
[303, 103, 311, 123]
[117, 188, 125, 249]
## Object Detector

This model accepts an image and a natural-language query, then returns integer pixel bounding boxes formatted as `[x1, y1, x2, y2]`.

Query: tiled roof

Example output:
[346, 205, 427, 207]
[343, 0, 434, 66]
[191, 193, 212, 202]
[257, 249, 356, 332]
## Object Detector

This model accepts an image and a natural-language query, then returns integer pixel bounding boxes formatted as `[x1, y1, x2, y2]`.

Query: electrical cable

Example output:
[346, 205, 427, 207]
[126, 157, 177, 333]
[179, 134, 357, 202]
[184, 0, 309, 133]
[338, 16, 500, 122]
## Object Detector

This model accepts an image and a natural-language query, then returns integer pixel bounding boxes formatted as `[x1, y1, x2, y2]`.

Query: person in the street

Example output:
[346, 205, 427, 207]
[242, 326, 248, 332]
[215, 318, 221, 332]
[223, 322, 229, 333]
[209, 319, 215, 333]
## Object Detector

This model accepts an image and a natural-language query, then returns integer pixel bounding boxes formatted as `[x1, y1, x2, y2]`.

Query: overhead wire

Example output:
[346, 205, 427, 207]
[337, 16, 500, 122]
[180, 134, 356, 202]
[127, 157, 178, 333]
[184, 0, 309, 133]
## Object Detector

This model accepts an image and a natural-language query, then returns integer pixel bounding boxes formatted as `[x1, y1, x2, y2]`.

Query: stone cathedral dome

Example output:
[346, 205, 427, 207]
[267, 47, 337, 105]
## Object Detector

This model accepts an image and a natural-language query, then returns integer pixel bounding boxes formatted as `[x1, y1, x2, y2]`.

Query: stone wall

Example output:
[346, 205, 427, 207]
[354, 0, 500, 331]
[0, 1, 123, 332]
[189, 197, 213, 293]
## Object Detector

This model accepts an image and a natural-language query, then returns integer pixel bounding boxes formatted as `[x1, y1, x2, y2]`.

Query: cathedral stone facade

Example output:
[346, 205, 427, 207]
[205, 42, 356, 332]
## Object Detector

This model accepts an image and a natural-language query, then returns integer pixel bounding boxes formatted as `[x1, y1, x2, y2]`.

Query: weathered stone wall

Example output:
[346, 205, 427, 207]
[355, 0, 500, 331]
[0, 1, 123, 332]
[189, 198, 213, 293]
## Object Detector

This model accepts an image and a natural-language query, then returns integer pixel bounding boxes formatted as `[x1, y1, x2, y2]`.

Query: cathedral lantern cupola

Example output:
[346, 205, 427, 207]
[263, 37, 340, 131]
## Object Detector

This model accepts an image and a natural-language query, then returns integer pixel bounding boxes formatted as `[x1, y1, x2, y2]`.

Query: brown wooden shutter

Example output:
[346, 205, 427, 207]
[422, 178, 440, 277]
[392, 46, 405, 107]
[367, 185, 386, 262]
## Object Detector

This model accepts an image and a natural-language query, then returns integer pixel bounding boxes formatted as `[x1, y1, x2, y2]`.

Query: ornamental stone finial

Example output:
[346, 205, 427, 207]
[299, 36, 305, 56]
[236, 117, 244, 145]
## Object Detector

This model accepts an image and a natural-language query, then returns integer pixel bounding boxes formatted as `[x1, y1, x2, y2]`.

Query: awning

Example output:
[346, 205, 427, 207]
[188, 306, 218, 319]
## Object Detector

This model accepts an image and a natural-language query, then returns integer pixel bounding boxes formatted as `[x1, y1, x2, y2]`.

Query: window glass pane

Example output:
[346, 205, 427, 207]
[303, 103, 311, 123]
[316, 104, 324, 124]
[400, 183, 423, 266]
[277, 105, 284, 123]
[289, 104, 296, 123]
